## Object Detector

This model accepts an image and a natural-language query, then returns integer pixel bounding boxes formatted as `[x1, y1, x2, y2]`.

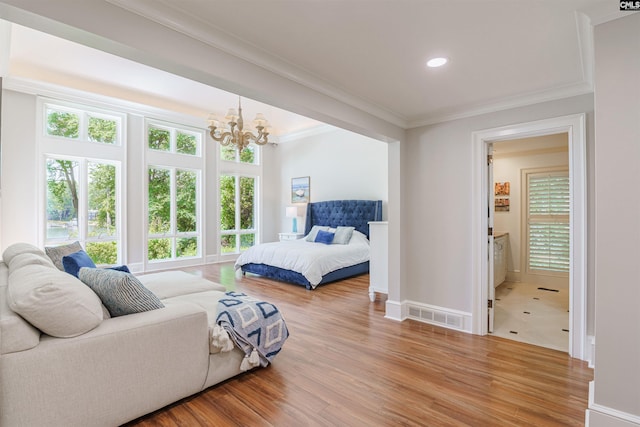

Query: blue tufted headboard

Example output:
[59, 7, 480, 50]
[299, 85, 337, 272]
[304, 200, 383, 239]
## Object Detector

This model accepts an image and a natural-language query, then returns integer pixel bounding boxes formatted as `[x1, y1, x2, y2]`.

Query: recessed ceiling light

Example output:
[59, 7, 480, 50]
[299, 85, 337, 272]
[427, 57, 448, 68]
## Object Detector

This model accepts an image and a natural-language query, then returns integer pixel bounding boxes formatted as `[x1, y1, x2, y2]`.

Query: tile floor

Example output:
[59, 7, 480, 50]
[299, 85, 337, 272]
[491, 281, 569, 352]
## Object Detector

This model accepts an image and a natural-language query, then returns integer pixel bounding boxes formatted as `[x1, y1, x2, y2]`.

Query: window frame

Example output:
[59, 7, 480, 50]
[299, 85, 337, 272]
[144, 119, 205, 269]
[38, 98, 126, 264]
[219, 142, 261, 165]
[43, 101, 124, 146]
[147, 119, 202, 157]
[522, 166, 570, 279]
[218, 173, 259, 255]
[217, 141, 263, 260]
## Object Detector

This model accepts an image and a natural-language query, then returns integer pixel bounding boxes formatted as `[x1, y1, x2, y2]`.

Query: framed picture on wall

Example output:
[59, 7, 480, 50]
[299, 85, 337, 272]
[495, 181, 510, 196]
[495, 198, 510, 212]
[291, 176, 310, 203]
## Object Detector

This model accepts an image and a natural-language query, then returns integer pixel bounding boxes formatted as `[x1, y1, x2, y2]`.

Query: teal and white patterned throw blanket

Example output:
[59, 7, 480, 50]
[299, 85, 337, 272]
[210, 292, 289, 371]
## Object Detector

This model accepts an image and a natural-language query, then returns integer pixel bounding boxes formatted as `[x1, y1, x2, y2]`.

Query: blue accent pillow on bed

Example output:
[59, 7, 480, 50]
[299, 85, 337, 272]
[315, 229, 335, 244]
[305, 225, 330, 242]
[62, 250, 97, 277]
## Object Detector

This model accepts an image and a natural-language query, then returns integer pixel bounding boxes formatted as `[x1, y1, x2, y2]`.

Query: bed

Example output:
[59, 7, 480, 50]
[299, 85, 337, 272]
[235, 199, 383, 289]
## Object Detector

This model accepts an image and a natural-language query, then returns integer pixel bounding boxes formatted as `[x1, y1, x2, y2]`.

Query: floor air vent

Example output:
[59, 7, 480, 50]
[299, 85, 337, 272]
[408, 305, 463, 331]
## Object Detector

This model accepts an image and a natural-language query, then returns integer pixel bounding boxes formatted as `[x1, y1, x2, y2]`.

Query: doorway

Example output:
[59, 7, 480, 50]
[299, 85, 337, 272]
[490, 134, 570, 352]
[471, 114, 587, 361]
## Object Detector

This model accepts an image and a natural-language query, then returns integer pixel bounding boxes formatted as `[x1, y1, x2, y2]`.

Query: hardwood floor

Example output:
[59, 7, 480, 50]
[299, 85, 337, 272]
[125, 263, 593, 426]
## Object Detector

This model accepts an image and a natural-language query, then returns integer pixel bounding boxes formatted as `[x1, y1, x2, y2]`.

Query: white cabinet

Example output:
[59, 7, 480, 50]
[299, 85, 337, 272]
[278, 232, 304, 241]
[368, 221, 388, 302]
[494, 233, 508, 288]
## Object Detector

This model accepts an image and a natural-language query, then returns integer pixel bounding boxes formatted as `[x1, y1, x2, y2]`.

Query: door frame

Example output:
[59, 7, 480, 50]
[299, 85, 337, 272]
[471, 113, 587, 360]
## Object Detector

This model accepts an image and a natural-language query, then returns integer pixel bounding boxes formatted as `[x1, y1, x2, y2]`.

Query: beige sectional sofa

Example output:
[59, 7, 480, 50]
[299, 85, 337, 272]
[0, 243, 250, 426]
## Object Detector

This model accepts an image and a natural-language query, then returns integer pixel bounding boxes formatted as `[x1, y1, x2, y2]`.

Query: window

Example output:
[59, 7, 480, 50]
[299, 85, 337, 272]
[220, 174, 257, 254]
[45, 157, 120, 263]
[45, 104, 121, 145]
[526, 170, 570, 274]
[146, 120, 203, 264]
[147, 166, 199, 260]
[42, 100, 124, 264]
[148, 122, 200, 156]
[220, 144, 258, 164]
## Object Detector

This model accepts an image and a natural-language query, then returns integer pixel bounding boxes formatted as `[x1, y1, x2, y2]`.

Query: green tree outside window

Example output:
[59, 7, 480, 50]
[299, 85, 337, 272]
[148, 126, 170, 151]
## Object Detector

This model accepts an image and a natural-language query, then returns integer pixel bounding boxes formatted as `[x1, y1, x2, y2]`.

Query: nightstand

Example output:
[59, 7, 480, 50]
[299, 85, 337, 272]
[278, 232, 304, 241]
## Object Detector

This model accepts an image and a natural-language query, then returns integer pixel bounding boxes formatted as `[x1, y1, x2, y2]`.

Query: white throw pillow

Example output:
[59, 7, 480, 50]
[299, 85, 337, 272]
[305, 225, 330, 242]
[7, 263, 103, 338]
[332, 226, 355, 245]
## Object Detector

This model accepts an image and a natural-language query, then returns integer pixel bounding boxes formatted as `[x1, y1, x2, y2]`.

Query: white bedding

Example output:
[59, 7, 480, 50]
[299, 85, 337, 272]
[234, 230, 370, 288]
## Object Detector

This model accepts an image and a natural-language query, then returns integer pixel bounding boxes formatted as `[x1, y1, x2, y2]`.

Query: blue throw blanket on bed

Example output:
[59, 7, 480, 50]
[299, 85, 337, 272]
[212, 292, 289, 371]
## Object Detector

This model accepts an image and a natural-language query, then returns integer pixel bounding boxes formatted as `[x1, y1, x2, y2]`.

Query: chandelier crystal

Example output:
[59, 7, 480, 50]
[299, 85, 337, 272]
[207, 97, 269, 152]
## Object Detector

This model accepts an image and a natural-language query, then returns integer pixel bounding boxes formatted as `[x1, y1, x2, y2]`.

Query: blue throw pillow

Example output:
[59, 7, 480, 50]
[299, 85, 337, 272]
[62, 250, 97, 278]
[314, 229, 335, 244]
[108, 265, 130, 273]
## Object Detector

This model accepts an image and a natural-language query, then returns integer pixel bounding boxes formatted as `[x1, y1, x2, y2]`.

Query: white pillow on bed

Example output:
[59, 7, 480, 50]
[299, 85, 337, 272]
[349, 230, 369, 245]
[305, 226, 330, 242]
[331, 226, 355, 245]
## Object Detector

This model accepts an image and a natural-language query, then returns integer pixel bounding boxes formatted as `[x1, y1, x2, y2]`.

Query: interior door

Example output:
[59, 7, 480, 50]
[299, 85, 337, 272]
[487, 144, 495, 333]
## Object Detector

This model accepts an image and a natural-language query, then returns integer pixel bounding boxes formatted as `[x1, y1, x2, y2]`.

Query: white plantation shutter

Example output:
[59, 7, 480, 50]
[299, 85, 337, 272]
[527, 172, 570, 273]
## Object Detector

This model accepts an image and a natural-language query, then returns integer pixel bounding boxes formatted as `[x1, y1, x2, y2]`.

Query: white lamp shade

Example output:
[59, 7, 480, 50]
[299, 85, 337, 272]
[253, 113, 268, 127]
[286, 206, 298, 218]
[225, 108, 239, 121]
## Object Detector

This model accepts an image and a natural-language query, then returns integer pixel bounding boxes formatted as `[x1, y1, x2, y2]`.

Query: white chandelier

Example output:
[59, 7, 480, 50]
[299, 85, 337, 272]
[207, 97, 269, 152]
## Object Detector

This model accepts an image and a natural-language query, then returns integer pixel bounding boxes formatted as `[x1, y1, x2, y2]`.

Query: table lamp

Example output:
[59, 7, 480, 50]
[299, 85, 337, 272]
[286, 206, 298, 233]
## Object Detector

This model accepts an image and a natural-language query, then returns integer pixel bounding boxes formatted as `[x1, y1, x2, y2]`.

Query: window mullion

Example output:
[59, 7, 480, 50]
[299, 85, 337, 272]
[235, 174, 241, 252]
[170, 167, 177, 258]
[79, 159, 88, 243]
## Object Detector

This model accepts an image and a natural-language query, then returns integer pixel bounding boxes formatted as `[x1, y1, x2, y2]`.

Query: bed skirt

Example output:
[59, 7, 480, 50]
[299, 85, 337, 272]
[240, 261, 370, 290]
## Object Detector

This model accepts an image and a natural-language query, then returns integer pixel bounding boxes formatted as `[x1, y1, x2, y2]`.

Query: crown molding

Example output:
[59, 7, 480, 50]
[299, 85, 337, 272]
[586, 8, 639, 26]
[105, 0, 408, 129]
[407, 80, 593, 129]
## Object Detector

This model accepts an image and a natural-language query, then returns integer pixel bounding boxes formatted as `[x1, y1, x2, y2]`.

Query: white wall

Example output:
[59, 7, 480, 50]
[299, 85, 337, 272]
[272, 128, 388, 240]
[588, 13, 640, 427]
[493, 138, 569, 278]
[404, 94, 594, 317]
[0, 89, 38, 246]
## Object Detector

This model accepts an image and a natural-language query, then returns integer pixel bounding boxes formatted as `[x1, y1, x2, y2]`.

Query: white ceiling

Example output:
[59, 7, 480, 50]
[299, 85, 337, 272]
[5, 0, 625, 135]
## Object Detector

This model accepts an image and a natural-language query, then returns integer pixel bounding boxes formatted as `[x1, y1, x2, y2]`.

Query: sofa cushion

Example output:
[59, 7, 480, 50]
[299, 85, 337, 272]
[137, 270, 227, 300]
[7, 263, 104, 338]
[7, 252, 56, 271]
[3, 243, 51, 265]
[0, 262, 41, 354]
[45, 241, 83, 271]
[78, 268, 164, 317]
[62, 250, 97, 277]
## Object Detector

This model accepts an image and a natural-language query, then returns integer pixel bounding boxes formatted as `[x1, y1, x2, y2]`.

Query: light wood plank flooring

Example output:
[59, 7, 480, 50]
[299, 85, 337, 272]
[125, 263, 592, 426]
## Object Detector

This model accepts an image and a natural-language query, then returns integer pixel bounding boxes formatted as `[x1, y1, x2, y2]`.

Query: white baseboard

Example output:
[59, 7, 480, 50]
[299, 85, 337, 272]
[384, 299, 404, 321]
[586, 408, 640, 426]
[587, 381, 640, 426]
[506, 270, 521, 282]
[587, 335, 595, 368]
